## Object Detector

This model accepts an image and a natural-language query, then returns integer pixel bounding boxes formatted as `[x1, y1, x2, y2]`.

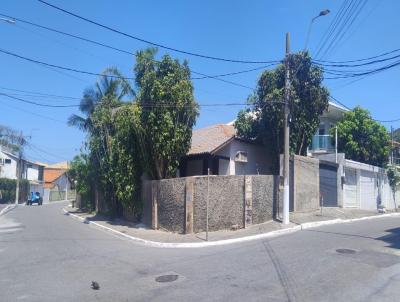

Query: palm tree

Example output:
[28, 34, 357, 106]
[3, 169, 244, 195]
[68, 67, 134, 132]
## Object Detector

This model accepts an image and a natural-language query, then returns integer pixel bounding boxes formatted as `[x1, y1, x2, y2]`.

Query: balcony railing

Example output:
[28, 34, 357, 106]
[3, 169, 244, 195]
[310, 135, 334, 152]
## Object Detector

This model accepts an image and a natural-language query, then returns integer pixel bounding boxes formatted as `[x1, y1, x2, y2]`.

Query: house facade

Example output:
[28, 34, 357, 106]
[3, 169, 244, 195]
[179, 124, 274, 177]
[0, 146, 45, 195]
[43, 161, 74, 202]
[308, 101, 349, 155]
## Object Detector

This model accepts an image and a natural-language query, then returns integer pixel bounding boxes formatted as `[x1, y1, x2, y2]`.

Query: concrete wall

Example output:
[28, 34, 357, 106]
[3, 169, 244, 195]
[292, 155, 320, 212]
[143, 174, 277, 233]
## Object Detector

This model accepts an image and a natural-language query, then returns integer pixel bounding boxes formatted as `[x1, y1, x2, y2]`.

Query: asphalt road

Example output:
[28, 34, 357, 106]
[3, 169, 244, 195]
[1, 203, 400, 302]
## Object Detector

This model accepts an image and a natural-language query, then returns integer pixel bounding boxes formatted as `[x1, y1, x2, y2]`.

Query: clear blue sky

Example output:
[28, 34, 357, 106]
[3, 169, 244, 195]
[0, 0, 399, 164]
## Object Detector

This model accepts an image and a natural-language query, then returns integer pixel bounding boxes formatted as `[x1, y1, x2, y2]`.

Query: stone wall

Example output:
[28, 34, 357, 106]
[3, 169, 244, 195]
[143, 175, 277, 233]
[193, 176, 245, 232]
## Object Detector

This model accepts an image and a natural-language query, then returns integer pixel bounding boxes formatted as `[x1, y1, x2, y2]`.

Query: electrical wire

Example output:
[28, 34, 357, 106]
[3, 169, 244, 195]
[314, 0, 349, 58]
[0, 48, 257, 91]
[0, 12, 274, 84]
[318, 0, 360, 60]
[37, 0, 279, 64]
[0, 92, 79, 108]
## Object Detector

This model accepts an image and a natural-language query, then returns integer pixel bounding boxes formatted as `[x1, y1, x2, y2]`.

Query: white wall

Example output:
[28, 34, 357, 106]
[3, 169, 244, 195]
[0, 151, 17, 179]
[216, 140, 272, 175]
[343, 159, 397, 210]
[26, 164, 40, 181]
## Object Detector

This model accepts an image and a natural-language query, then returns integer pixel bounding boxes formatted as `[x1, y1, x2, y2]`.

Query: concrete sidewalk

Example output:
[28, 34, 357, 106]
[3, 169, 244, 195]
[64, 205, 398, 245]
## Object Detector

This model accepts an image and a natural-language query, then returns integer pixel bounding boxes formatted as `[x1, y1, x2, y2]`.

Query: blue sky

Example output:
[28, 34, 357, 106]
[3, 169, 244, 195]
[0, 0, 399, 164]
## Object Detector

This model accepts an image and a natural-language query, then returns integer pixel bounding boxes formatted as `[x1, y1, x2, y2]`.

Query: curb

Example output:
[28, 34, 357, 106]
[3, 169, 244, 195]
[299, 212, 400, 230]
[63, 208, 400, 249]
[0, 204, 17, 216]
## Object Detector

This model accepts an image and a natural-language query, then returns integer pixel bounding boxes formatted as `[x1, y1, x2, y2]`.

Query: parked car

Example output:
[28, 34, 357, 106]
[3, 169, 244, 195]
[27, 192, 43, 206]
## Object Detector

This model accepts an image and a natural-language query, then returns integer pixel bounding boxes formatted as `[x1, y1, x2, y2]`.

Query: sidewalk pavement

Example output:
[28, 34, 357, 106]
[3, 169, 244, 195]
[64, 205, 397, 245]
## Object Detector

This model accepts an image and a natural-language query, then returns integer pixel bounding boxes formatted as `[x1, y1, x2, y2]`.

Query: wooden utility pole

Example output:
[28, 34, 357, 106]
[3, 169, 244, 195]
[282, 33, 290, 225]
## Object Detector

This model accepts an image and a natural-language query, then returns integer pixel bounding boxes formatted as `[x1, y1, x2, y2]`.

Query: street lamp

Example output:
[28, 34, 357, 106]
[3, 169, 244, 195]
[304, 9, 330, 50]
[282, 10, 330, 225]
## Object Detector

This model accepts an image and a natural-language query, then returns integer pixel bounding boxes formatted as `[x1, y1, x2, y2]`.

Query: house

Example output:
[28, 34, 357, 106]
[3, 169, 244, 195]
[43, 161, 74, 202]
[179, 124, 274, 177]
[308, 101, 349, 155]
[0, 145, 45, 196]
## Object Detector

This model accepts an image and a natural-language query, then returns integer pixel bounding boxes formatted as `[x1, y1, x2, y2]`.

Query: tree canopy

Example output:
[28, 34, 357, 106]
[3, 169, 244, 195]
[333, 106, 390, 167]
[134, 48, 198, 179]
[68, 48, 198, 217]
[235, 51, 329, 172]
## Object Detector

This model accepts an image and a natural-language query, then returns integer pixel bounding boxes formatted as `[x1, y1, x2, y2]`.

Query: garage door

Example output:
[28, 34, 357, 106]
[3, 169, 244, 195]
[344, 168, 358, 207]
[360, 170, 378, 210]
[319, 163, 338, 207]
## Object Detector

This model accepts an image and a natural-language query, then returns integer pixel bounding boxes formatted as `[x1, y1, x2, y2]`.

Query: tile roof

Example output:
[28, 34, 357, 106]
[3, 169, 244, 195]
[188, 124, 236, 155]
[43, 169, 66, 188]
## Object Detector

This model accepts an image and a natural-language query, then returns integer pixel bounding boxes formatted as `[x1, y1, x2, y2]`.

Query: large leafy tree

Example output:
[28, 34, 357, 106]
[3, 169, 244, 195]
[235, 52, 329, 172]
[134, 48, 199, 179]
[333, 106, 390, 167]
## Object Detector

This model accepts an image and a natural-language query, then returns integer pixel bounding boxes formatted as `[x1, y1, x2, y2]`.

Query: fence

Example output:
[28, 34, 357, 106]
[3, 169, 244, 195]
[48, 189, 76, 202]
[142, 175, 279, 234]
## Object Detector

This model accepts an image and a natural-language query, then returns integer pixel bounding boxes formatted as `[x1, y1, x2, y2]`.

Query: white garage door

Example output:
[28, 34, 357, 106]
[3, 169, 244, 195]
[344, 168, 358, 207]
[360, 170, 378, 210]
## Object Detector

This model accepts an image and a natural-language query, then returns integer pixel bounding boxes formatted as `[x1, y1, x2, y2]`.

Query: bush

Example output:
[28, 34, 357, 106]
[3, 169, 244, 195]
[0, 178, 30, 203]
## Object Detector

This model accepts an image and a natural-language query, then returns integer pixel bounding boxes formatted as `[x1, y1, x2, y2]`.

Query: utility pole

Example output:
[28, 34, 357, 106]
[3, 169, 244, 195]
[282, 33, 291, 225]
[335, 126, 338, 164]
[391, 126, 394, 165]
[15, 132, 23, 204]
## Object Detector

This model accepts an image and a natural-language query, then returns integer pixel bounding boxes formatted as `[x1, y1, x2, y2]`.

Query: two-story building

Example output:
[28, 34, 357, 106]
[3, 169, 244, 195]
[0, 145, 46, 195]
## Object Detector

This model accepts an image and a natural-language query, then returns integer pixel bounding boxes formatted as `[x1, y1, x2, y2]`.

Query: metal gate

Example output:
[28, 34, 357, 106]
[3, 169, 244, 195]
[360, 170, 378, 210]
[344, 168, 358, 207]
[319, 163, 338, 207]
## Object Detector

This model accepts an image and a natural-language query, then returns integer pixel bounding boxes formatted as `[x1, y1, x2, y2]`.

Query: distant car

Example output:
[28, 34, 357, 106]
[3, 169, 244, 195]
[27, 192, 43, 206]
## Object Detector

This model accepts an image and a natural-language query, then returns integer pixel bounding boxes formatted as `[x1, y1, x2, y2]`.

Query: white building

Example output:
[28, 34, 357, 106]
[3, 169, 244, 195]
[0, 145, 45, 195]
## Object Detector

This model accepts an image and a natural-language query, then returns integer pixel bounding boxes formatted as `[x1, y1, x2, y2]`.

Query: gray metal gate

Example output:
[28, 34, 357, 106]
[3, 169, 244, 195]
[319, 163, 338, 207]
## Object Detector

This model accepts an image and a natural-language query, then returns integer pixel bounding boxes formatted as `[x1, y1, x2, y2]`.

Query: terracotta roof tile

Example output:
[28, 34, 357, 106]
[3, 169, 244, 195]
[188, 124, 236, 155]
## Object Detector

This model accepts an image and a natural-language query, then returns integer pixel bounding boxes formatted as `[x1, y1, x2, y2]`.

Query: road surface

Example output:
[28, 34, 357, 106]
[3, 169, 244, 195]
[1, 202, 400, 302]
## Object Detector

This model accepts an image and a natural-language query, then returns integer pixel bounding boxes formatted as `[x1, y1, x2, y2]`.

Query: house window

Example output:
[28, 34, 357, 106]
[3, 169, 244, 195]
[4, 159, 11, 164]
[38, 166, 44, 181]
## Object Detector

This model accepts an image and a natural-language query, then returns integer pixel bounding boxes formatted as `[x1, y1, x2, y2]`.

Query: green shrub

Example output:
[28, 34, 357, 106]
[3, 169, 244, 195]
[0, 178, 30, 203]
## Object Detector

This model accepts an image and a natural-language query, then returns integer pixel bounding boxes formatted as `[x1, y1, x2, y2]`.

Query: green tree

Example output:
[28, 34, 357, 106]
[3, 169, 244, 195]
[134, 48, 199, 179]
[67, 68, 134, 131]
[333, 106, 390, 167]
[68, 154, 95, 209]
[393, 128, 400, 142]
[235, 51, 329, 172]
[387, 166, 400, 205]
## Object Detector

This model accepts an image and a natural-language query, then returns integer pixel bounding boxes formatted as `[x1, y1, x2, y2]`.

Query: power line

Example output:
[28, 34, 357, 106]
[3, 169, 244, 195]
[0, 48, 257, 91]
[314, 48, 400, 64]
[0, 12, 275, 83]
[0, 97, 66, 123]
[0, 48, 135, 80]
[0, 92, 79, 108]
[314, 0, 349, 58]
[318, 0, 360, 60]
[37, 0, 279, 64]
[325, 0, 368, 58]
[0, 86, 80, 100]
